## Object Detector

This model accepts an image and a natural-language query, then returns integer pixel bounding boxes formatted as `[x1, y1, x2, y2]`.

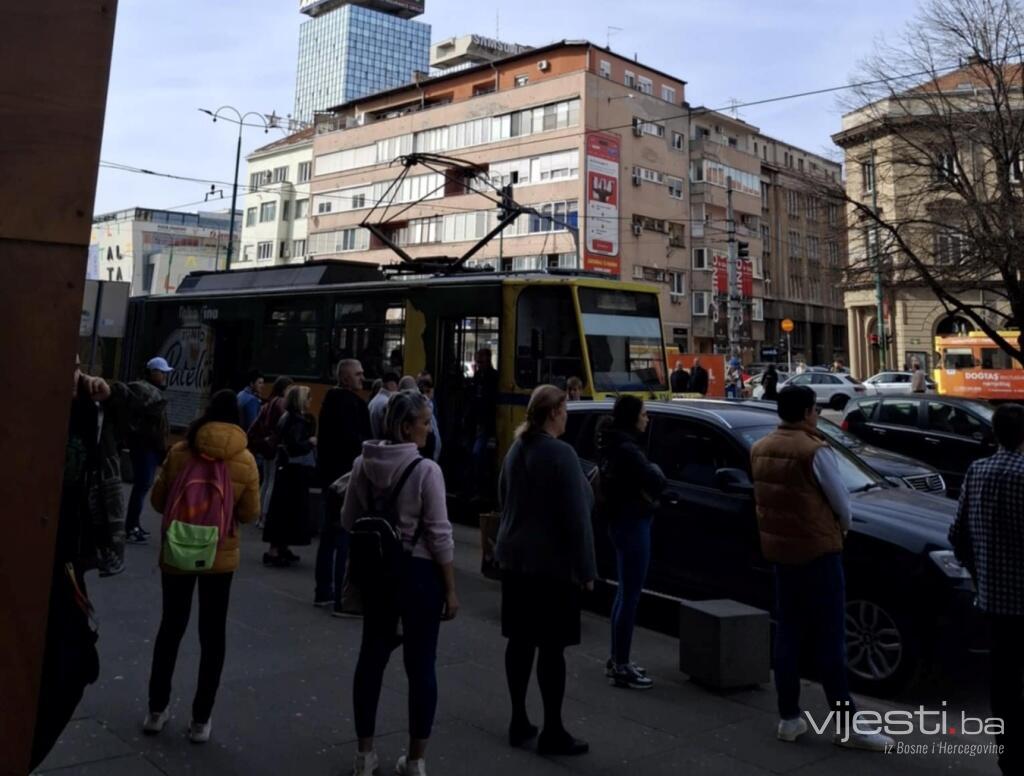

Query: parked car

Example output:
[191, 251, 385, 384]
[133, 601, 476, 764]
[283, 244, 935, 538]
[564, 399, 977, 696]
[863, 371, 937, 395]
[841, 395, 997, 496]
[746, 370, 790, 396]
[779, 371, 870, 410]
[700, 399, 947, 496]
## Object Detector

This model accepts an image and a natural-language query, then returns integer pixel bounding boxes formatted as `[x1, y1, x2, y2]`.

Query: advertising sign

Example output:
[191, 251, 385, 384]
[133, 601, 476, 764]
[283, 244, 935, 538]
[740, 259, 753, 298]
[712, 253, 729, 294]
[159, 323, 215, 429]
[664, 349, 726, 397]
[939, 369, 1024, 401]
[584, 132, 621, 275]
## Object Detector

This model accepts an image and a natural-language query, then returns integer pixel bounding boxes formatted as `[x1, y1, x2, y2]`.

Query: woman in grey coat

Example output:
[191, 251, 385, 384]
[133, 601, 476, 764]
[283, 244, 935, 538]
[496, 384, 596, 757]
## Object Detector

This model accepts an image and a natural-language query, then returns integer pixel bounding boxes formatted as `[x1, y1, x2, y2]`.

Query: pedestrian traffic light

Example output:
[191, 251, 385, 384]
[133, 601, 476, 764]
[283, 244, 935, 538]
[737, 241, 750, 259]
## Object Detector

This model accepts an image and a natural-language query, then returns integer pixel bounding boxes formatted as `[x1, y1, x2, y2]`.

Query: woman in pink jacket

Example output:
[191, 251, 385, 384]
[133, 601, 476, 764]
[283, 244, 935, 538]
[341, 390, 458, 776]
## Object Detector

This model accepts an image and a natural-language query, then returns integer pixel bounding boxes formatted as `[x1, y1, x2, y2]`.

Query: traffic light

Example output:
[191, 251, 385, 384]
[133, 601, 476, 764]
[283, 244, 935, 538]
[737, 241, 750, 259]
[497, 184, 514, 220]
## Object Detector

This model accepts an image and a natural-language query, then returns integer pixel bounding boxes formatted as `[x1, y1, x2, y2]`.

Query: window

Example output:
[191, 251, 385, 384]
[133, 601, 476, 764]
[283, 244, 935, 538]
[878, 399, 920, 427]
[927, 402, 986, 438]
[669, 271, 685, 298]
[672, 131, 684, 151]
[666, 176, 684, 199]
[637, 76, 654, 95]
[649, 417, 741, 486]
[331, 300, 406, 380]
[282, 200, 291, 221]
[806, 197, 819, 222]
[692, 247, 709, 270]
[599, 59, 612, 79]
[861, 160, 875, 193]
[292, 238, 306, 257]
[515, 286, 584, 389]
[259, 201, 277, 223]
[317, 199, 332, 215]
[245, 208, 256, 227]
[787, 189, 801, 216]
[308, 227, 370, 255]
[634, 166, 664, 183]
[752, 298, 764, 321]
[271, 166, 289, 184]
[634, 118, 665, 137]
[279, 241, 288, 259]
[692, 291, 710, 315]
[249, 170, 271, 190]
[935, 229, 964, 265]
[261, 302, 321, 378]
[295, 199, 309, 219]
[297, 161, 312, 183]
[661, 85, 676, 103]
[827, 240, 840, 266]
[624, 70, 636, 88]
[514, 74, 529, 87]
[241, 245, 253, 262]
[788, 230, 801, 258]
[828, 203, 839, 226]
[760, 224, 771, 255]
[256, 241, 273, 260]
[935, 151, 957, 183]
[760, 181, 770, 209]
[807, 236, 820, 262]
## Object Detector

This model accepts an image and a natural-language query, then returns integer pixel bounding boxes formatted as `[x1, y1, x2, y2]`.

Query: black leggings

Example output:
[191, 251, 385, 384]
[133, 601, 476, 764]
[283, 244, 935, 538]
[504, 639, 567, 736]
[148, 572, 233, 723]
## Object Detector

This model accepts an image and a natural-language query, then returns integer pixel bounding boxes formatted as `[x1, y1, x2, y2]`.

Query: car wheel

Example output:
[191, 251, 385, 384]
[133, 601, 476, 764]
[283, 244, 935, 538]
[830, 394, 849, 411]
[844, 596, 920, 696]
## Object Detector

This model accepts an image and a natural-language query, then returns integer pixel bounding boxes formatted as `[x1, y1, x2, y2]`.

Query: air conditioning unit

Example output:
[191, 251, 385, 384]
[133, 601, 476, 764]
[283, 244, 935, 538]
[632, 223, 643, 236]
[632, 170, 642, 186]
[537, 59, 551, 72]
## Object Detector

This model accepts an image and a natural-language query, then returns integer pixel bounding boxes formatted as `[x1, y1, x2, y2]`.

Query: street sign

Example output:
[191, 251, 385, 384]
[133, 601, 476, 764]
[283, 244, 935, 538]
[781, 318, 795, 333]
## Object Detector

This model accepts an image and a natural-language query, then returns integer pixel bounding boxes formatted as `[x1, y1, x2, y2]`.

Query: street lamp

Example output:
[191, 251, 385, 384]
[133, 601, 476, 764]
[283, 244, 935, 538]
[199, 107, 270, 270]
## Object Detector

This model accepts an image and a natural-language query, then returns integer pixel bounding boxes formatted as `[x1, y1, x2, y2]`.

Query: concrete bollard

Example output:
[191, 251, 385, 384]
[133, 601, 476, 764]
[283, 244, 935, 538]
[679, 599, 770, 690]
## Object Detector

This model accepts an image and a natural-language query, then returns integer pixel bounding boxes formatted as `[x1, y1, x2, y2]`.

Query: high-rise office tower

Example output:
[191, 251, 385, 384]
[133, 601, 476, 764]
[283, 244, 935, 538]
[294, 0, 430, 125]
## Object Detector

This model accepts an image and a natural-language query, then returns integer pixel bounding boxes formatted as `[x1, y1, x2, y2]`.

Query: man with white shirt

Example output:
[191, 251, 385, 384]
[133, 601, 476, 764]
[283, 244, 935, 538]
[750, 385, 892, 753]
[367, 371, 400, 440]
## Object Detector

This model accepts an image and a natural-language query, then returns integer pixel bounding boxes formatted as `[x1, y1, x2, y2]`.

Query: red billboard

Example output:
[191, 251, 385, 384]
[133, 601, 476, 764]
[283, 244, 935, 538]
[584, 132, 621, 275]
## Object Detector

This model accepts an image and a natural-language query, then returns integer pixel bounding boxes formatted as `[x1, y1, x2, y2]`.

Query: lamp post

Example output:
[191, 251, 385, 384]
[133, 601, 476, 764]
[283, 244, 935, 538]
[199, 107, 269, 270]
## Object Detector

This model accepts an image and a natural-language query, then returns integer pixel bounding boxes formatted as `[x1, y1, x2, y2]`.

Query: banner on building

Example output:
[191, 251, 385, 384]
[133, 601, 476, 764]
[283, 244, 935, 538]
[713, 253, 728, 294]
[584, 132, 621, 275]
[740, 259, 753, 298]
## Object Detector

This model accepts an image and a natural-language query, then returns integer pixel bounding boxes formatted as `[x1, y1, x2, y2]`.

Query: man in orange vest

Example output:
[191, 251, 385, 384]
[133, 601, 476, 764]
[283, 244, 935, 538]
[750, 385, 892, 752]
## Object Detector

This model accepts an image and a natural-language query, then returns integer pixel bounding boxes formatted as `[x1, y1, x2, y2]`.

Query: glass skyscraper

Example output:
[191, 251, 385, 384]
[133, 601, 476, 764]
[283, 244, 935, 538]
[294, 2, 430, 124]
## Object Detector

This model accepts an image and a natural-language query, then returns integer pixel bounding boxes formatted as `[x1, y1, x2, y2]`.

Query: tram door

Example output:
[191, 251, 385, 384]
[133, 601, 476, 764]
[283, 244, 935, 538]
[435, 315, 501, 501]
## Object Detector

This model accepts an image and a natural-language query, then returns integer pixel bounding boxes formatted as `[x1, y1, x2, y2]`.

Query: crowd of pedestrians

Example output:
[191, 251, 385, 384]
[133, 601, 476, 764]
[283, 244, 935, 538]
[34, 355, 1022, 776]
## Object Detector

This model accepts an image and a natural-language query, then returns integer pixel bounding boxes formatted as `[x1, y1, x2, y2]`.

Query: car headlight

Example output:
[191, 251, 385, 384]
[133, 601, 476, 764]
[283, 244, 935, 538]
[929, 550, 972, 579]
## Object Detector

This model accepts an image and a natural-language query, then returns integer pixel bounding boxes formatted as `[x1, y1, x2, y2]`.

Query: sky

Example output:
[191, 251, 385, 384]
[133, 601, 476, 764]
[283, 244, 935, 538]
[93, 0, 922, 215]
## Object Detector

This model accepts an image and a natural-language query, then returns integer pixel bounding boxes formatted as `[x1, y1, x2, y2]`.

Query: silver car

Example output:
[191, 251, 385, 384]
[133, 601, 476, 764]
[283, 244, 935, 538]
[781, 371, 871, 410]
[863, 371, 936, 395]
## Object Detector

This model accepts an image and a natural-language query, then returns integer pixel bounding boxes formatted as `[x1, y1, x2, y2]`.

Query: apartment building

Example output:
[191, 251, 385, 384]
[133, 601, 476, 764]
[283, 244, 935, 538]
[755, 135, 847, 366]
[237, 128, 314, 266]
[308, 40, 692, 344]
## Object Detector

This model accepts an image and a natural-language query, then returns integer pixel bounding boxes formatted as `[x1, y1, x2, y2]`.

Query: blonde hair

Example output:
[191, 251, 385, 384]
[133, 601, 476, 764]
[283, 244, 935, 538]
[284, 384, 310, 415]
[515, 384, 566, 438]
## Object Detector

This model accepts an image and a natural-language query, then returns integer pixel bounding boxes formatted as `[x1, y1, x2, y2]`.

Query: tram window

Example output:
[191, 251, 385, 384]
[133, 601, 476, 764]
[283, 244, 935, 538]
[944, 348, 975, 369]
[332, 301, 405, 380]
[455, 317, 500, 378]
[515, 286, 584, 389]
[981, 347, 1016, 369]
[261, 303, 322, 378]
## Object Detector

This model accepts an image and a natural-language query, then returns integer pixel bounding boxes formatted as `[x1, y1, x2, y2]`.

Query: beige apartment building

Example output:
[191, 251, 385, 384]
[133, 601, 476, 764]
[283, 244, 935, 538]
[307, 39, 845, 357]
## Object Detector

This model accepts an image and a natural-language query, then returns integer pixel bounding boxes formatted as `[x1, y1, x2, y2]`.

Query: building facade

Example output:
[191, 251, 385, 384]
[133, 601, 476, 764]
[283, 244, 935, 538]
[89, 208, 237, 296]
[237, 128, 315, 266]
[294, 0, 430, 125]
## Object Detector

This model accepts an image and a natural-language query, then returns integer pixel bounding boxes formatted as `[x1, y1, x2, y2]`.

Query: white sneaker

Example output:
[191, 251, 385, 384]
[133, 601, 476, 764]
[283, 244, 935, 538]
[777, 716, 808, 742]
[353, 750, 379, 776]
[142, 709, 169, 735]
[395, 755, 427, 776]
[188, 719, 212, 743]
[834, 730, 894, 751]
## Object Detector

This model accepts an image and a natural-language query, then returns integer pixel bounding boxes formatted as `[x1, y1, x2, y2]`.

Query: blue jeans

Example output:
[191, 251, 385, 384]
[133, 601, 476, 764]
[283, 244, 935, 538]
[314, 495, 349, 604]
[126, 448, 160, 533]
[773, 552, 854, 719]
[353, 557, 444, 739]
[609, 516, 652, 666]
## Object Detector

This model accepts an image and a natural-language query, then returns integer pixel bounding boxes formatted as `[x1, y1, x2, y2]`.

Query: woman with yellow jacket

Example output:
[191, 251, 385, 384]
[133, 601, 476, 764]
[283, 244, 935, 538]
[142, 389, 260, 744]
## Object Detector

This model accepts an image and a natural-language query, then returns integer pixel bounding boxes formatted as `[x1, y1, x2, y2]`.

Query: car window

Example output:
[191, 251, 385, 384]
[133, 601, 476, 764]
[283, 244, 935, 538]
[927, 402, 986, 438]
[790, 374, 813, 386]
[817, 418, 861, 448]
[878, 399, 920, 427]
[894, 374, 911, 383]
[841, 375, 863, 385]
[741, 425, 880, 492]
[649, 416, 743, 487]
[563, 411, 604, 461]
[849, 398, 879, 421]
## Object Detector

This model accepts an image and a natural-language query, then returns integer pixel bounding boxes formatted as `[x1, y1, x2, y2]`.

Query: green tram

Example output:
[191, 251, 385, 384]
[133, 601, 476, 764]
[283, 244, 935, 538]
[124, 261, 668, 494]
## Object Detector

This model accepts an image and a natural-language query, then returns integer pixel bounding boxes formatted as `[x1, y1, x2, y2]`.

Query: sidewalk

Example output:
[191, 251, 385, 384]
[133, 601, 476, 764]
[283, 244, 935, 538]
[36, 515, 1000, 776]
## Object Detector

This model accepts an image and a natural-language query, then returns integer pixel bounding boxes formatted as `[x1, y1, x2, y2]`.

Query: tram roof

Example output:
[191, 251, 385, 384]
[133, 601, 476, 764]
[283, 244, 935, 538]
[169, 260, 650, 299]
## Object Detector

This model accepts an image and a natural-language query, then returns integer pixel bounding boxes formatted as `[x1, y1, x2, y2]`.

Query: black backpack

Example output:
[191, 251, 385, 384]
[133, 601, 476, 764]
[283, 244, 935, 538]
[349, 458, 424, 594]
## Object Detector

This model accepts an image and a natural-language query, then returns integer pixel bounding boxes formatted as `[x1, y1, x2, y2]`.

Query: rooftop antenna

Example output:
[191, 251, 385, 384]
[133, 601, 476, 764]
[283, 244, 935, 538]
[727, 98, 741, 120]
[496, 9, 500, 39]
[606, 26, 623, 49]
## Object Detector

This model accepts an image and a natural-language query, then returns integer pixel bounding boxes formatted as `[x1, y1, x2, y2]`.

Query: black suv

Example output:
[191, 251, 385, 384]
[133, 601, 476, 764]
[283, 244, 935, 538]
[841, 395, 997, 496]
[564, 399, 978, 696]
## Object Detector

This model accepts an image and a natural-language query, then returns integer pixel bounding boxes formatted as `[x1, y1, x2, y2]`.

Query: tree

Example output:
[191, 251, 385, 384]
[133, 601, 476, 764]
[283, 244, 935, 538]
[831, 0, 1024, 362]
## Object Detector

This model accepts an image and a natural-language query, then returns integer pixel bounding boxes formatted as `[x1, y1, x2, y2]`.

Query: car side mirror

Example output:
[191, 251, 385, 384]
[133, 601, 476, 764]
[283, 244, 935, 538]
[713, 467, 754, 495]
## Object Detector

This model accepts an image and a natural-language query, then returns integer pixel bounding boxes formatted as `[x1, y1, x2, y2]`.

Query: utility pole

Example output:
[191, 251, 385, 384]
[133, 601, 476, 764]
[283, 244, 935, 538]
[871, 147, 888, 369]
[726, 177, 740, 359]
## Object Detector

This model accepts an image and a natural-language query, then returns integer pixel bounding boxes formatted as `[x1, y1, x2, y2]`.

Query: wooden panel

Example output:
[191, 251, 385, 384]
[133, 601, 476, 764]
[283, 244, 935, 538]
[0, 2, 118, 773]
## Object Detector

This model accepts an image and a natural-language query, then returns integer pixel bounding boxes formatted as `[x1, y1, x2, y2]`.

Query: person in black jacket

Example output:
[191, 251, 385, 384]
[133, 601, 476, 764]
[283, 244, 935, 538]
[597, 396, 666, 690]
[315, 359, 370, 613]
[762, 364, 780, 402]
[670, 363, 691, 394]
[263, 385, 317, 566]
[689, 358, 709, 396]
